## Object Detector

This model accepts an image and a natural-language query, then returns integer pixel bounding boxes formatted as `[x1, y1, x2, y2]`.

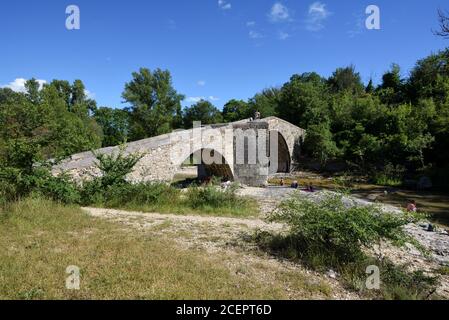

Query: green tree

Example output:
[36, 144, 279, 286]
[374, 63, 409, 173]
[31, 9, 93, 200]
[365, 78, 375, 94]
[222, 99, 251, 122]
[39, 84, 102, 158]
[25, 78, 41, 104]
[378, 64, 404, 105]
[248, 87, 280, 118]
[327, 65, 364, 95]
[303, 122, 340, 166]
[94, 107, 130, 147]
[278, 73, 329, 128]
[407, 49, 449, 103]
[182, 100, 223, 127]
[122, 68, 184, 140]
[48, 80, 72, 107]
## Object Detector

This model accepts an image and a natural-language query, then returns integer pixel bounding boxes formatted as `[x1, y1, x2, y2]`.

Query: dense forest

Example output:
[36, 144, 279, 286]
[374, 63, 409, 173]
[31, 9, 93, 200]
[1, 47, 449, 190]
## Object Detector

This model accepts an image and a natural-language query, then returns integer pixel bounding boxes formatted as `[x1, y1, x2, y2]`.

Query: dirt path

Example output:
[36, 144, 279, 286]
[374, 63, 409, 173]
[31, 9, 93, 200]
[82, 207, 359, 300]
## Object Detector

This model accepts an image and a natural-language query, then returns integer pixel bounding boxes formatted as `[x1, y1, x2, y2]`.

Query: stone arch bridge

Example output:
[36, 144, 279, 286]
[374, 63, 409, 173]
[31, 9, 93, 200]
[53, 117, 305, 187]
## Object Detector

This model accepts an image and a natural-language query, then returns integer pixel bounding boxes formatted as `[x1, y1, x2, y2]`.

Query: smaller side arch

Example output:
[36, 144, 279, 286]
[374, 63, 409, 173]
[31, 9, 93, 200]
[173, 148, 234, 182]
[270, 130, 291, 174]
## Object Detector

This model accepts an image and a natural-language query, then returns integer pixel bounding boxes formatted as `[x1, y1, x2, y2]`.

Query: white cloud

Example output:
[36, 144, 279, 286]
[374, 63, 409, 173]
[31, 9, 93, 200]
[218, 0, 231, 10]
[186, 97, 204, 103]
[85, 89, 95, 99]
[1, 78, 47, 93]
[249, 30, 263, 39]
[197, 80, 206, 87]
[246, 21, 256, 27]
[278, 31, 290, 40]
[347, 14, 364, 38]
[306, 2, 331, 31]
[186, 96, 220, 103]
[269, 3, 290, 22]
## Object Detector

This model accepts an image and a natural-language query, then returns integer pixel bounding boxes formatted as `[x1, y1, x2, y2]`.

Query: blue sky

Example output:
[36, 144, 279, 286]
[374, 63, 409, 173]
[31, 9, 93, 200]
[0, 0, 448, 109]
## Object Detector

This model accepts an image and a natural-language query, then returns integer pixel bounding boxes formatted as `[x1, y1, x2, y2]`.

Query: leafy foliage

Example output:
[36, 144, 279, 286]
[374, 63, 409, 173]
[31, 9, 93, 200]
[92, 144, 145, 188]
[182, 100, 223, 127]
[255, 192, 437, 300]
[122, 68, 184, 140]
[94, 107, 130, 147]
[185, 183, 248, 211]
[266, 193, 412, 266]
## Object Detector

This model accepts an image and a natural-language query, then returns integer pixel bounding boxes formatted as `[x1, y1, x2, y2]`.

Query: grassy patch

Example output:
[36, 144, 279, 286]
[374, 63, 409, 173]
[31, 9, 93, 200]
[82, 182, 258, 218]
[436, 266, 449, 276]
[0, 197, 311, 300]
[254, 192, 439, 300]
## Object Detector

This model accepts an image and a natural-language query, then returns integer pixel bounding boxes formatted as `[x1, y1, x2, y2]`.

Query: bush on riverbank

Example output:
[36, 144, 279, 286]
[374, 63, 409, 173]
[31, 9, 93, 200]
[255, 192, 438, 300]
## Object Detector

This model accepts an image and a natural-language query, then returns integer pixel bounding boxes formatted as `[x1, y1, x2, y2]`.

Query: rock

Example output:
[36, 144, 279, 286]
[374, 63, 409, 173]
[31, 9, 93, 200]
[326, 270, 338, 279]
[367, 194, 379, 201]
[404, 224, 449, 266]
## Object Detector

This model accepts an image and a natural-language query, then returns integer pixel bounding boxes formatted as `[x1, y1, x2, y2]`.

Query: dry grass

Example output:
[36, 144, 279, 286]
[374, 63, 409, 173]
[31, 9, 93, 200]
[0, 198, 329, 300]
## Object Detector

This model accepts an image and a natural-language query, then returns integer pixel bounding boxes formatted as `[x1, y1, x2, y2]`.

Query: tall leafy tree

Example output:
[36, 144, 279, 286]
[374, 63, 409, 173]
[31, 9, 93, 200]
[182, 100, 223, 127]
[122, 68, 184, 140]
[94, 107, 130, 147]
[365, 78, 375, 94]
[378, 64, 405, 105]
[222, 99, 251, 122]
[25, 78, 41, 104]
[303, 122, 340, 166]
[248, 87, 281, 118]
[278, 72, 329, 128]
[327, 65, 364, 95]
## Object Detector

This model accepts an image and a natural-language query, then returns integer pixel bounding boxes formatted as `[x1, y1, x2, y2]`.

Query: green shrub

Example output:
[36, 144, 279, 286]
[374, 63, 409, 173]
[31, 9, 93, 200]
[0, 165, 80, 205]
[266, 193, 410, 267]
[256, 192, 438, 299]
[100, 182, 180, 208]
[93, 144, 144, 188]
[185, 184, 244, 209]
[371, 163, 405, 187]
[0, 178, 20, 206]
[338, 257, 438, 300]
[79, 144, 148, 206]
[79, 178, 104, 206]
[37, 173, 80, 204]
[372, 175, 403, 187]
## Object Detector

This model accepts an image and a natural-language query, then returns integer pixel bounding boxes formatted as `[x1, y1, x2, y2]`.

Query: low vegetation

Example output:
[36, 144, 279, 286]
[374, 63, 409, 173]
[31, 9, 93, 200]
[0, 198, 316, 300]
[83, 182, 257, 217]
[255, 192, 439, 300]
[78, 147, 257, 217]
